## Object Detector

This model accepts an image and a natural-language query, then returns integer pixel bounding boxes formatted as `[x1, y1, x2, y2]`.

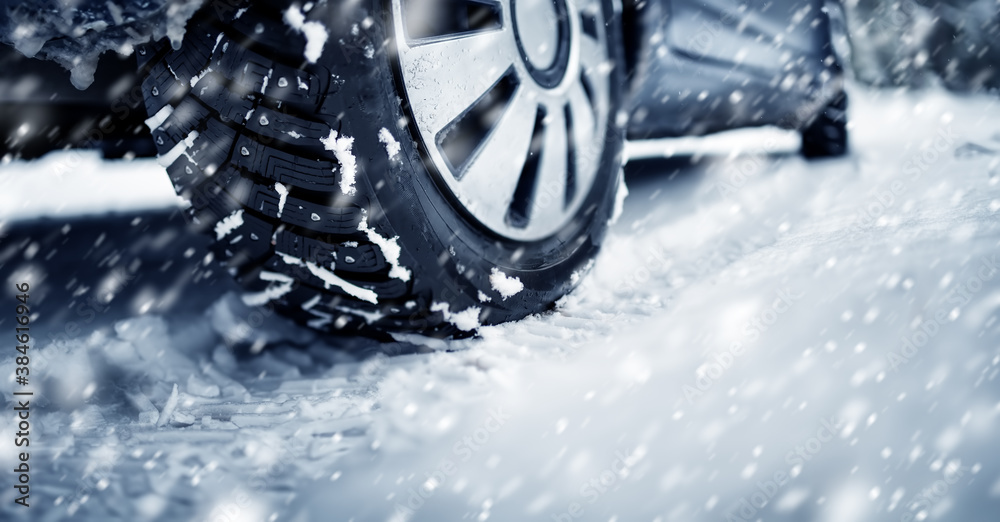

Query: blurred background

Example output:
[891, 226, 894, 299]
[1, 1, 1000, 521]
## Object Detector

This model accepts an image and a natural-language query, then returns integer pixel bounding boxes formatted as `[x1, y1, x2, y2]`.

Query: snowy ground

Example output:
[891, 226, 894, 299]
[2, 84, 1000, 522]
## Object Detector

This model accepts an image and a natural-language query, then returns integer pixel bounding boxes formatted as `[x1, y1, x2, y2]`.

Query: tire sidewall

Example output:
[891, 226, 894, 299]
[317, 0, 626, 326]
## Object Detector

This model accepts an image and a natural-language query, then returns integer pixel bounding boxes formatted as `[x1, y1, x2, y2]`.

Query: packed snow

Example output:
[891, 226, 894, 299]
[489, 268, 525, 300]
[320, 129, 359, 196]
[379, 127, 402, 160]
[273, 182, 289, 218]
[156, 130, 199, 168]
[282, 3, 329, 64]
[2, 84, 1000, 522]
[358, 214, 412, 283]
[143, 106, 174, 132]
[275, 252, 379, 305]
[214, 209, 244, 240]
[430, 302, 482, 332]
[241, 271, 295, 307]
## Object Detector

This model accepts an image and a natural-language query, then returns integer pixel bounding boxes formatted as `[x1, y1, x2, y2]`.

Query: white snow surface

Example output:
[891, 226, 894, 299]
[625, 126, 801, 160]
[4, 86, 1000, 521]
[0, 151, 181, 221]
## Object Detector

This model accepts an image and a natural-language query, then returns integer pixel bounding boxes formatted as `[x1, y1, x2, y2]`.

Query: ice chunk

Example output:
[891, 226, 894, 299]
[156, 383, 179, 427]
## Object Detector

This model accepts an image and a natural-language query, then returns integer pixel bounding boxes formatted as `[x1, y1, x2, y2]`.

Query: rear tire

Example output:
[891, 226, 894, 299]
[801, 91, 848, 159]
[138, 0, 625, 337]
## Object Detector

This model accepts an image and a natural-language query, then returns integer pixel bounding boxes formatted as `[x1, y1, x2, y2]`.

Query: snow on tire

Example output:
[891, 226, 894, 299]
[137, 0, 626, 337]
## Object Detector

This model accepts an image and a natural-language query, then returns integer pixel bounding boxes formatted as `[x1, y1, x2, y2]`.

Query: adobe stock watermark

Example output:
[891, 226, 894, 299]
[391, 407, 512, 520]
[887, 254, 999, 371]
[550, 446, 647, 520]
[713, 83, 845, 200]
[725, 416, 844, 521]
[206, 435, 310, 522]
[899, 461, 966, 522]
[613, 240, 768, 301]
[612, 245, 671, 299]
[852, 126, 958, 232]
[686, 1, 775, 56]
[57, 437, 129, 516]
[683, 287, 804, 403]
[856, 0, 923, 34]
[713, 137, 787, 198]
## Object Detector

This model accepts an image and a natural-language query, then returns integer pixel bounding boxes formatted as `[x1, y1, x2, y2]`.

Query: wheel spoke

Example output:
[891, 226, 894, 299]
[399, 30, 517, 137]
[390, 0, 614, 239]
[577, 34, 608, 78]
[401, 0, 503, 40]
[567, 80, 596, 149]
[573, 0, 601, 39]
[566, 80, 599, 198]
[531, 105, 570, 226]
[578, 36, 610, 126]
[457, 87, 538, 225]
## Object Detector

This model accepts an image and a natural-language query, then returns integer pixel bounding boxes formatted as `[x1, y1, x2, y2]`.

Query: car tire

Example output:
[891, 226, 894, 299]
[137, 0, 626, 338]
[801, 91, 848, 159]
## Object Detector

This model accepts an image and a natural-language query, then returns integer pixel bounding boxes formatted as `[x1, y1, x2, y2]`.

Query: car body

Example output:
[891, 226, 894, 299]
[1, 0, 846, 159]
[624, 0, 844, 140]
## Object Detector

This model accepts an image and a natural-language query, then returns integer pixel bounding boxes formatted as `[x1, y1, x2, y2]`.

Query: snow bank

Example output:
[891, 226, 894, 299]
[0, 150, 180, 221]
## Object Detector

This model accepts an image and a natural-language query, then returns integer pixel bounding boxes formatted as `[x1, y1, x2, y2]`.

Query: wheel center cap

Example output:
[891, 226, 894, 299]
[513, 0, 559, 68]
[511, 0, 572, 88]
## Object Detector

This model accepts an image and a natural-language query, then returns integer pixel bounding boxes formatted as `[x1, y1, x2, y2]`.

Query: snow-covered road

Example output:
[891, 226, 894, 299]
[2, 85, 1000, 522]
